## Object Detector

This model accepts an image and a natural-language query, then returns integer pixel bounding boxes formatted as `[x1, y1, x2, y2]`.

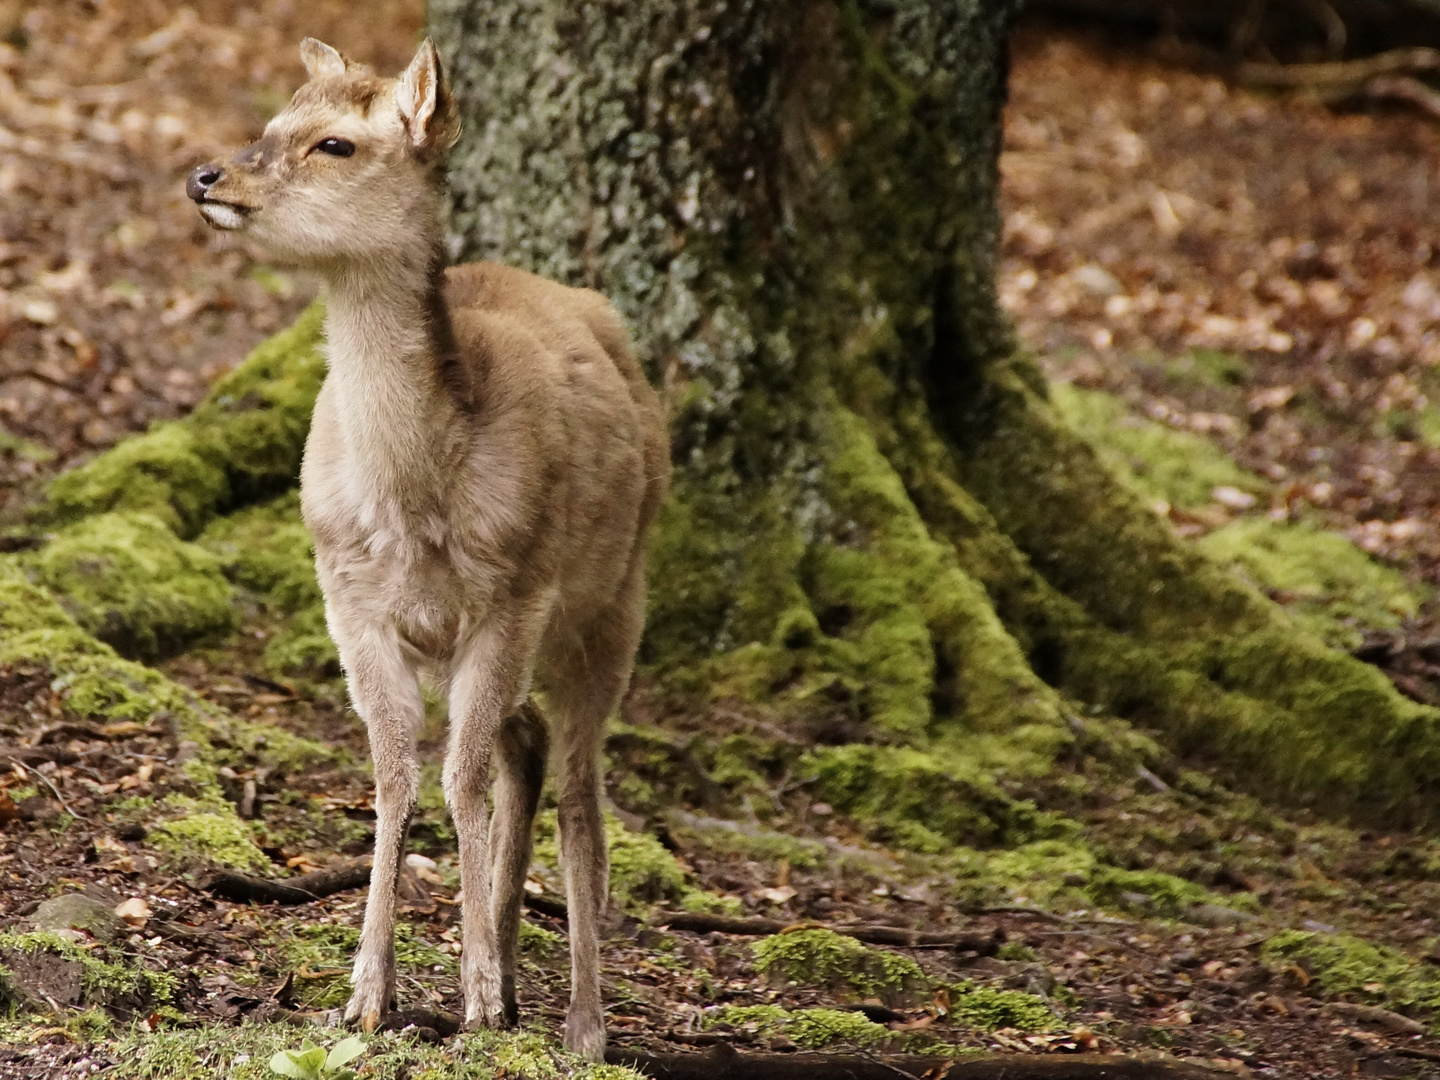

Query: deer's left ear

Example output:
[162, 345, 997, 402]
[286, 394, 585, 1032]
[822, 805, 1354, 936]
[396, 38, 459, 159]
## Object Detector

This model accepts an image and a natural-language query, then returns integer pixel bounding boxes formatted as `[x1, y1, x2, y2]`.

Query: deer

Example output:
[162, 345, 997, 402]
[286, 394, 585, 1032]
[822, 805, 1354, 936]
[185, 37, 670, 1059]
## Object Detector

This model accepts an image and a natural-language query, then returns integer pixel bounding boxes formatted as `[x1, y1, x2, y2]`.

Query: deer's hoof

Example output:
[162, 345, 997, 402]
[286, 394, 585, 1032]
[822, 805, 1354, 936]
[563, 1011, 606, 1061]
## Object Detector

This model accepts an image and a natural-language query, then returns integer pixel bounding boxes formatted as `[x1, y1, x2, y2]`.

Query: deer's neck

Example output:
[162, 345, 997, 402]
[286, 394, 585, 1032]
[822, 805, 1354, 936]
[322, 252, 464, 514]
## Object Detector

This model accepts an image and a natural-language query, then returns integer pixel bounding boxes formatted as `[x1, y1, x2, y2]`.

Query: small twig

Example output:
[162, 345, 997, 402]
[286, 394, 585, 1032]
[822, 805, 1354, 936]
[8, 757, 87, 822]
[204, 856, 372, 905]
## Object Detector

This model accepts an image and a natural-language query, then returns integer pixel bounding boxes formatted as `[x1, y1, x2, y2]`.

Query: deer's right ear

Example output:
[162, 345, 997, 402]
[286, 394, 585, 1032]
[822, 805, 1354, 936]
[395, 38, 460, 160]
[300, 38, 348, 80]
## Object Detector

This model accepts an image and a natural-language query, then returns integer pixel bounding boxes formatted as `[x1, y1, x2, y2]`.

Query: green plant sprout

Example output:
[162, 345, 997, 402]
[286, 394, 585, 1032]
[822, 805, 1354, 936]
[267, 1035, 367, 1080]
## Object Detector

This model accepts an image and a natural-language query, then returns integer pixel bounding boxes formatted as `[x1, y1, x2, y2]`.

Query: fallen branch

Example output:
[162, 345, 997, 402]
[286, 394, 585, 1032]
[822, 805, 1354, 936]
[1237, 46, 1440, 87]
[204, 857, 372, 905]
[607, 1045, 1230, 1080]
[656, 912, 1003, 954]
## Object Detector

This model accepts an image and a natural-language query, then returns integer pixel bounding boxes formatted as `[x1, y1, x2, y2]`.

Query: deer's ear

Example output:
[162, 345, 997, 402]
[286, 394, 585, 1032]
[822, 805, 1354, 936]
[395, 38, 459, 158]
[300, 38, 348, 80]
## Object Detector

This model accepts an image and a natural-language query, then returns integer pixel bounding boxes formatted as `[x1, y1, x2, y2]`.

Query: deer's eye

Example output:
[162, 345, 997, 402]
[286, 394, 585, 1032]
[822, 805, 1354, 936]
[312, 137, 355, 157]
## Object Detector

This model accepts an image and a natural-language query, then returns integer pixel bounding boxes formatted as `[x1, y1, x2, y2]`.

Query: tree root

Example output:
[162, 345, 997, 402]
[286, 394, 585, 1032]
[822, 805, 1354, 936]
[657, 912, 1005, 954]
[203, 857, 371, 905]
[606, 1045, 1231, 1079]
[1237, 46, 1440, 86]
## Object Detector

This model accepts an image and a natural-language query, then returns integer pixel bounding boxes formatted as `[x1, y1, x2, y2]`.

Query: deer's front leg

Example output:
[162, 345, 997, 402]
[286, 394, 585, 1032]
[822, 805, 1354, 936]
[445, 620, 537, 1031]
[337, 626, 423, 1032]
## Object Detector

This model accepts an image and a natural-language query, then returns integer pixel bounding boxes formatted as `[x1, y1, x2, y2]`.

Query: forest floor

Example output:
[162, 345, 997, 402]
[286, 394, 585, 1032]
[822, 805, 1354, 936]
[3, 5, 1440, 1080]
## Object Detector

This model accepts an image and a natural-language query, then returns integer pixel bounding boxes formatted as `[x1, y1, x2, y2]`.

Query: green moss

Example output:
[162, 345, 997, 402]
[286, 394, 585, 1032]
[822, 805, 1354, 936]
[947, 839, 1097, 906]
[1262, 930, 1440, 1024]
[803, 743, 1075, 851]
[751, 929, 924, 1004]
[199, 491, 336, 674]
[0, 930, 176, 1010]
[1084, 867, 1213, 918]
[935, 363, 1440, 819]
[1198, 518, 1426, 649]
[26, 512, 237, 660]
[1049, 383, 1265, 511]
[948, 981, 1055, 1032]
[519, 920, 564, 956]
[107, 1023, 646, 1080]
[34, 302, 326, 538]
[704, 1004, 890, 1048]
[149, 804, 268, 872]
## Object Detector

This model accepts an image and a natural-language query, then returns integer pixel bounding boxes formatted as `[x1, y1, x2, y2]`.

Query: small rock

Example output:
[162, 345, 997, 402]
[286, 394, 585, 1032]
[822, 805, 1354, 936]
[30, 893, 125, 943]
[1118, 890, 1155, 912]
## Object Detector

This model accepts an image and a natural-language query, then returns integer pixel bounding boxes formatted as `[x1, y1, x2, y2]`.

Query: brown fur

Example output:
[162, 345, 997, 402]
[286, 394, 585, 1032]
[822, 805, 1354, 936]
[187, 37, 669, 1059]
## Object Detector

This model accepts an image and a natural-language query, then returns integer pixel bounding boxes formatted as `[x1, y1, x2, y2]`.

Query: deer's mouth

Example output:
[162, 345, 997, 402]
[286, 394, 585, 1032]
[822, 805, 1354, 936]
[197, 200, 252, 231]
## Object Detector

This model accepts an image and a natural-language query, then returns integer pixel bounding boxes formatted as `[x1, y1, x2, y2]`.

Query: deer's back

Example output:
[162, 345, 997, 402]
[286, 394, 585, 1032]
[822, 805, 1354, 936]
[439, 262, 669, 615]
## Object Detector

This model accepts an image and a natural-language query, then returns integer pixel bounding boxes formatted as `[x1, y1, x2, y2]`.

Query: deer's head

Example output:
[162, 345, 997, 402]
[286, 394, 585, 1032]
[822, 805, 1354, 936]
[186, 38, 459, 268]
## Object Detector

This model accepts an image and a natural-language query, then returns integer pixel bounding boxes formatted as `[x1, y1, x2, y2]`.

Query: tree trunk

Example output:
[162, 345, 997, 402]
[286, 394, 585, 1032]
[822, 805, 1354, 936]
[10, 0, 1438, 834]
[420, 0, 1440, 823]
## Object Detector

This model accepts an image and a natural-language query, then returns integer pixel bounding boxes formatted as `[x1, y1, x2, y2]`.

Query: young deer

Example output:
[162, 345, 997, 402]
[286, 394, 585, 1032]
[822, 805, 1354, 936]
[186, 38, 669, 1058]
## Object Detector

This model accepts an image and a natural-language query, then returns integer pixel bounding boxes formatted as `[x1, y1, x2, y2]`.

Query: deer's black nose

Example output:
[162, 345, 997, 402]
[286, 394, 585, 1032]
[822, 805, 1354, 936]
[186, 164, 224, 202]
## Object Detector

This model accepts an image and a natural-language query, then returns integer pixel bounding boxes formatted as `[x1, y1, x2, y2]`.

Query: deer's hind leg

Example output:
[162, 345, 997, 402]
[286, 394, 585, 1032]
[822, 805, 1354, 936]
[489, 699, 549, 1025]
[542, 574, 647, 1060]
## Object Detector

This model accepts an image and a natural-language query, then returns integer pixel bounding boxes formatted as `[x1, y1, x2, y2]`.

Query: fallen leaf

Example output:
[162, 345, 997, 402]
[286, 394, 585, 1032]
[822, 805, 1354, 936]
[115, 896, 152, 925]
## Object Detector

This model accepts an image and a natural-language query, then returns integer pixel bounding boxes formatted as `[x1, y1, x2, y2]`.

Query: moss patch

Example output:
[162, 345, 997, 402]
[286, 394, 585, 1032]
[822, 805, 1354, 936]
[703, 1004, 889, 1048]
[948, 981, 1056, 1032]
[149, 801, 268, 872]
[27, 511, 237, 661]
[0, 930, 176, 1012]
[1049, 382, 1265, 511]
[1262, 930, 1440, 1026]
[199, 491, 336, 675]
[107, 1024, 645, 1080]
[1198, 518, 1426, 650]
[752, 928, 925, 1004]
[802, 743, 1075, 852]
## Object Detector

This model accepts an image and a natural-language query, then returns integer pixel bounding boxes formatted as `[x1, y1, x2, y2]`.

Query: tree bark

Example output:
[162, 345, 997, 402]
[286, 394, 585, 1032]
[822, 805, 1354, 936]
[428, 0, 1440, 823]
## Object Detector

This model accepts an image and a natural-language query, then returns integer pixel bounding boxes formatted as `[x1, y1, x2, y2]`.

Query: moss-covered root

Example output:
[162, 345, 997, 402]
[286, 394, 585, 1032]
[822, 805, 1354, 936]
[929, 360, 1440, 820]
[31, 302, 325, 538]
[26, 511, 237, 661]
